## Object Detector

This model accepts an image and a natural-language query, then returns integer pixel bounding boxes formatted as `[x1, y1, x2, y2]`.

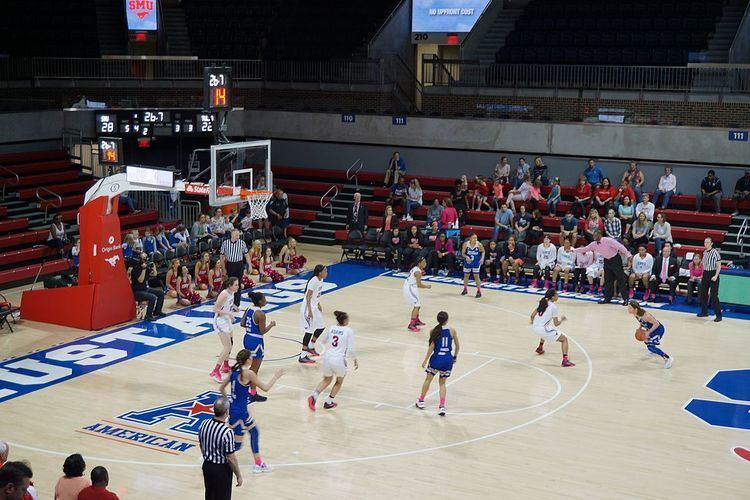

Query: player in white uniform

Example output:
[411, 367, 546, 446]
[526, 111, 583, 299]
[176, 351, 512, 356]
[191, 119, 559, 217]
[307, 310, 358, 411]
[629, 244, 654, 301]
[531, 235, 556, 289]
[552, 238, 576, 292]
[530, 288, 575, 367]
[404, 257, 432, 332]
[299, 264, 327, 364]
[586, 251, 605, 295]
[210, 277, 240, 383]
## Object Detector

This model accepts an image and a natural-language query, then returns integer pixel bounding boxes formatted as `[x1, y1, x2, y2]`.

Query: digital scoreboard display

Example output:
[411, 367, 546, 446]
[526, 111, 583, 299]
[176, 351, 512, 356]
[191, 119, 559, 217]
[98, 137, 123, 165]
[203, 67, 233, 111]
[95, 110, 214, 137]
[411, 0, 491, 44]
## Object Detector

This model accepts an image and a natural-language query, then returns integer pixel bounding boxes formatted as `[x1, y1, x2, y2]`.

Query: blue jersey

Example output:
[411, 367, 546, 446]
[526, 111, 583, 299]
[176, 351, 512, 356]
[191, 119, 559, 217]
[243, 308, 265, 359]
[464, 242, 482, 267]
[428, 328, 454, 374]
[227, 370, 251, 414]
[639, 316, 665, 340]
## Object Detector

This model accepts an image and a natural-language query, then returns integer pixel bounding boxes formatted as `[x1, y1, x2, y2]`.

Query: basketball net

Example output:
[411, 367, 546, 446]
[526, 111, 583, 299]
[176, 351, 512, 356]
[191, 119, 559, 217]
[244, 190, 273, 220]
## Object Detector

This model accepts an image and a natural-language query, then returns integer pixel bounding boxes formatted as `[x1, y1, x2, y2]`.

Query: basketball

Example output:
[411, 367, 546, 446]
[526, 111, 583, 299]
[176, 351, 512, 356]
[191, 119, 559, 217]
[635, 328, 647, 342]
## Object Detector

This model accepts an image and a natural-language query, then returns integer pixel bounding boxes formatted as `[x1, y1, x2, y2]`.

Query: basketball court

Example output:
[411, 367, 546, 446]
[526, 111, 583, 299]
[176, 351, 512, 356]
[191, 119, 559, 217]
[1, 243, 749, 499]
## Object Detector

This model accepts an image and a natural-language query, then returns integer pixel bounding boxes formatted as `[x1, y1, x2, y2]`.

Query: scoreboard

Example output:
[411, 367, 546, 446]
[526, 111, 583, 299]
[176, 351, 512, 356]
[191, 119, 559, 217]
[95, 110, 216, 137]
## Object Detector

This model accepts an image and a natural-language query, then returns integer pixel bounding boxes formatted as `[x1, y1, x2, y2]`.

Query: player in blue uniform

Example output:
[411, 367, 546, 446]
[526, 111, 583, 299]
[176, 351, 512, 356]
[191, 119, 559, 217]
[416, 311, 461, 416]
[461, 233, 485, 298]
[628, 300, 673, 369]
[219, 349, 284, 473]
[240, 291, 276, 403]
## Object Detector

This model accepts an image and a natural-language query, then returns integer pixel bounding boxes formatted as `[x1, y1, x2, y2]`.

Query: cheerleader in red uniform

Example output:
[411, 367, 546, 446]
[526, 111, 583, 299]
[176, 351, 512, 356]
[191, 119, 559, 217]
[207, 259, 225, 299]
[242, 262, 256, 290]
[194, 251, 211, 290]
[165, 258, 180, 299]
[260, 247, 284, 283]
[176, 265, 202, 306]
[249, 239, 263, 276]
[279, 237, 307, 275]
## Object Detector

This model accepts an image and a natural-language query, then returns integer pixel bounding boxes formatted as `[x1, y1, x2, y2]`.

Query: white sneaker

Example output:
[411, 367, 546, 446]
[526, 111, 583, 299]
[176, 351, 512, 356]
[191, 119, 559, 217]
[664, 356, 673, 369]
[415, 400, 425, 409]
[253, 462, 272, 474]
[438, 406, 446, 416]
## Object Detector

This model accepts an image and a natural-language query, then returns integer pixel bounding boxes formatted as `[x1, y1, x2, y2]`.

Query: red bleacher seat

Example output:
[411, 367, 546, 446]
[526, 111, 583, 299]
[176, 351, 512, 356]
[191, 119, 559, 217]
[0, 246, 61, 266]
[17, 180, 96, 200]
[287, 225, 304, 236]
[668, 194, 750, 213]
[38, 194, 85, 211]
[0, 206, 6, 218]
[287, 193, 325, 209]
[0, 150, 67, 164]
[0, 259, 70, 287]
[289, 209, 317, 222]
[3, 160, 74, 176]
[0, 230, 49, 250]
[1, 170, 78, 188]
[655, 209, 731, 228]
[0, 218, 28, 234]
[278, 179, 342, 194]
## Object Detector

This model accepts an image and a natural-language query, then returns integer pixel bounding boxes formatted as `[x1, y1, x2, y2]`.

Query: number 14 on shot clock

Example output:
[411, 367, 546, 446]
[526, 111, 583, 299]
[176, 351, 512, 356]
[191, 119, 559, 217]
[203, 66, 232, 111]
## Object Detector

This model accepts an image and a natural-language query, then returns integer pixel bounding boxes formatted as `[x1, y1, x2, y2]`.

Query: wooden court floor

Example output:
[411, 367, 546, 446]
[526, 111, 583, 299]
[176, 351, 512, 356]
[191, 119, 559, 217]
[1, 245, 748, 499]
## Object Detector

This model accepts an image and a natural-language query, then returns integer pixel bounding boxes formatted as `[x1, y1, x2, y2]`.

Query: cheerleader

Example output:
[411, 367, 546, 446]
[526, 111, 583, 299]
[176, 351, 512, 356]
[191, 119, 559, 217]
[176, 266, 202, 306]
[240, 291, 276, 403]
[461, 233, 485, 298]
[416, 311, 460, 416]
[586, 252, 605, 295]
[211, 277, 240, 382]
[279, 237, 307, 275]
[530, 288, 575, 367]
[249, 239, 263, 275]
[628, 300, 673, 369]
[483, 240, 502, 282]
[194, 252, 211, 290]
[207, 259, 225, 299]
[307, 310, 358, 411]
[219, 349, 284, 473]
[242, 263, 256, 290]
[259, 247, 284, 283]
[553, 238, 576, 291]
[299, 265, 328, 364]
[531, 235, 557, 289]
[165, 258, 180, 299]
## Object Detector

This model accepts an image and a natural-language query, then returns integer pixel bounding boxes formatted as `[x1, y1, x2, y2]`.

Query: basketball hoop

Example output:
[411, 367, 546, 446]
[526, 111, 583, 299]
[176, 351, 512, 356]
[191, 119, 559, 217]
[245, 190, 273, 220]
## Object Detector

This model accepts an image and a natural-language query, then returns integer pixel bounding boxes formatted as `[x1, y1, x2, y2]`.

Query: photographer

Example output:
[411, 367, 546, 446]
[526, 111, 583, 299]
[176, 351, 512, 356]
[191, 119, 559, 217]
[130, 252, 166, 321]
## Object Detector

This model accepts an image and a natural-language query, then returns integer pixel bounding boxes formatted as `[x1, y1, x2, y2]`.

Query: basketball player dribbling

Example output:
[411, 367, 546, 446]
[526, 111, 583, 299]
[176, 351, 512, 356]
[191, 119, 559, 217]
[404, 257, 432, 332]
[461, 233, 484, 298]
[416, 311, 460, 416]
[299, 264, 328, 364]
[240, 291, 276, 403]
[211, 277, 240, 383]
[628, 300, 673, 369]
[307, 310, 358, 411]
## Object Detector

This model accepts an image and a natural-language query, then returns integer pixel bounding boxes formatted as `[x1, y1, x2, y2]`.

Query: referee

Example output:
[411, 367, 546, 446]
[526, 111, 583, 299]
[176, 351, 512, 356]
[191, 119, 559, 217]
[221, 229, 252, 307]
[697, 237, 722, 322]
[199, 396, 242, 499]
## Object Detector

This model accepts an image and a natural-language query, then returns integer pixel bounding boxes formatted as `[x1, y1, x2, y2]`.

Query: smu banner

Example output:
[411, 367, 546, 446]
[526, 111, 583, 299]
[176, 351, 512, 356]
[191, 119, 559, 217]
[125, 0, 158, 31]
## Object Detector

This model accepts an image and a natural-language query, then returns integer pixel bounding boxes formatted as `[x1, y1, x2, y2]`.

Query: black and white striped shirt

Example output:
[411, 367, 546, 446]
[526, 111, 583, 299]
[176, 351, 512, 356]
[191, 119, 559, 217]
[702, 247, 721, 272]
[220, 239, 248, 263]
[198, 418, 235, 464]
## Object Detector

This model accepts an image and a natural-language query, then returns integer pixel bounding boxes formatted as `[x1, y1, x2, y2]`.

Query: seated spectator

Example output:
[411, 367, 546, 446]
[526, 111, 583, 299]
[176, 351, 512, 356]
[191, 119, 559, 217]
[513, 157, 530, 188]
[404, 178, 423, 221]
[493, 156, 510, 184]
[121, 233, 135, 260]
[210, 208, 228, 238]
[387, 179, 408, 212]
[618, 195, 635, 235]
[165, 258, 180, 299]
[118, 192, 138, 214]
[240, 208, 254, 232]
[440, 198, 459, 230]
[451, 179, 468, 215]
[686, 253, 703, 305]
[553, 238, 576, 291]
[531, 156, 549, 186]
[529, 179, 545, 207]
[559, 211, 579, 247]
[471, 176, 491, 211]
[593, 177, 617, 212]
[649, 245, 679, 303]
[483, 240, 501, 282]
[55, 454, 90, 500]
[402, 225, 426, 268]
[384, 151, 406, 187]
[266, 188, 288, 229]
[583, 158, 606, 187]
[621, 161, 645, 202]
[385, 227, 404, 270]
[695, 169, 723, 213]
[528, 208, 545, 245]
[500, 235, 525, 284]
[651, 212, 673, 255]
[583, 208, 604, 243]
[223, 211, 237, 234]
[572, 176, 592, 217]
[546, 177, 561, 216]
[142, 229, 157, 255]
[513, 204, 532, 242]
[46, 213, 69, 258]
[0, 461, 32, 500]
[70, 237, 81, 269]
[423, 221, 441, 245]
[279, 237, 307, 275]
[630, 212, 652, 247]
[426, 198, 443, 226]
[77, 466, 119, 500]
[176, 265, 202, 306]
[429, 232, 456, 277]
[190, 214, 209, 244]
[194, 252, 212, 290]
[604, 208, 622, 240]
[635, 193, 656, 222]
[255, 174, 267, 191]
[731, 169, 750, 216]
[654, 166, 677, 209]
[130, 229, 142, 250]
[380, 205, 400, 234]
[155, 224, 173, 253]
[130, 253, 165, 321]
[614, 179, 636, 211]
[169, 224, 189, 248]
[573, 249, 594, 293]
[629, 245, 654, 299]
[492, 202, 514, 242]
[586, 252, 605, 295]
[491, 177, 505, 210]
[507, 173, 533, 212]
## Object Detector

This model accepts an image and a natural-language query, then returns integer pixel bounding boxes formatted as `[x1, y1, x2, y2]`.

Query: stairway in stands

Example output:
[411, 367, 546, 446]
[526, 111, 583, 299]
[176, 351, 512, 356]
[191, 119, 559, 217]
[162, 4, 193, 56]
[298, 186, 374, 246]
[470, 8, 525, 66]
[722, 214, 750, 263]
[702, 0, 748, 62]
[94, 0, 128, 55]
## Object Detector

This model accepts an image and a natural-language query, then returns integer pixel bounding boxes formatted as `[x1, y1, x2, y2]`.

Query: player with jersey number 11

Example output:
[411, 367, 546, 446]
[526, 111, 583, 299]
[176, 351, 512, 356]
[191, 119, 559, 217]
[307, 311, 358, 411]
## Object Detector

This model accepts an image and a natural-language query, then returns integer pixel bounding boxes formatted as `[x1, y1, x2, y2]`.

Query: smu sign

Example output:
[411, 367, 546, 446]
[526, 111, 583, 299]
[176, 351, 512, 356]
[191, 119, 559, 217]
[126, 0, 158, 31]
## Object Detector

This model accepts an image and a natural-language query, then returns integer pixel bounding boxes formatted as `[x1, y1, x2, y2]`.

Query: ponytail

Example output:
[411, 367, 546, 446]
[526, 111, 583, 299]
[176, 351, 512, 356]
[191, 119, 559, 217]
[429, 311, 449, 345]
[247, 291, 264, 306]
[333, 310, 348, 325]
[629, 300, 645, 316]
[232, 349, 251, 372]
[537, 288, 557, 316]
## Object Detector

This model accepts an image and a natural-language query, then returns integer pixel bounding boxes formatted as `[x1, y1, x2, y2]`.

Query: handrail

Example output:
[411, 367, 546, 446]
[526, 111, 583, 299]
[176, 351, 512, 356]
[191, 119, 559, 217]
[320, 185, 339, 218]
[367, 0, 408, 52]
[0, 166, 20, 200]
[738, 217, 748, 257]
[729, 0, 750, 63]
[36, 186, 63, 222]
[346, 159, 363, 189]
[187, 148, 212, 180]
[460, 0, 503, 57]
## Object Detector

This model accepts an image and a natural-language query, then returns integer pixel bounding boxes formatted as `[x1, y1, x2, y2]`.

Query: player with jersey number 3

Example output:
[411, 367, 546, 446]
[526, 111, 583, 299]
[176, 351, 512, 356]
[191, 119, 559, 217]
[210, 277, 241, 383]
[530, 288, 575, 367]
[307, 310, 358, 411]
[404, 257, 432, 332]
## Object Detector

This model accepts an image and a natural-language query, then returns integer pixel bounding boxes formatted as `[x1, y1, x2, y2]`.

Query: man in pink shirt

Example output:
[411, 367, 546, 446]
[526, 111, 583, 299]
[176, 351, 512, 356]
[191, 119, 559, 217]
[575, 229, 632, 305]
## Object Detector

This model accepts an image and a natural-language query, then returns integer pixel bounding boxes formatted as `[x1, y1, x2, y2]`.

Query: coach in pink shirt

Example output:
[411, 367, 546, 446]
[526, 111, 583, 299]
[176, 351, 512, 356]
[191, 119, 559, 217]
[575, 229, 632, 305]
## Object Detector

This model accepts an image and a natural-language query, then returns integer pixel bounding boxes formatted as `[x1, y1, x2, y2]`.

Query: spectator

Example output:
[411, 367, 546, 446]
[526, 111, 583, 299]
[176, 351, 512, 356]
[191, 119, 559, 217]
[210, 209, 228, 238]
[493, 156, 510, 184]
[130, 252, 165, 321]
[380, 205, 400, 234]
[573, 249, 594, 293]
[194, 252, 212, 290]
[142, 229, 157, 255]
[492, 202, 514, 242]
[483, 240, 502, 282]
[121, 234, 135, 260]
[695, 169, 723, 213]
[621, 161, 645, 202]
[239, 208, 254, 232]
[176, 265, 202, 306]
[654, 166, 677, 209]
[54, 454, 91, 500]
[685, 253, 703, 305]
[531, 156, 549, 186]
[46, 213, 69, 258]
[546, 177, 561, 216]
[402, 225, 425, 269]
[531, 235, 557, 288]
[155, 224, 173, 253]
[440, 199, 459, 230]
[451, 179, 468, 215]
[387, 178, 408, 212]
[630, 212, 652, 247]
[346, 192, 368, 233]
[650, 245, 679, 303]
[471, 176, 491, 211]
[574, 230, 632, 305]
[513, 157, 530, 188]
[731, 169, 750, 216]
[255, 174, 267, 191]
[583, 208, 604, 243]
[604, 208, 622, 240]
[583, 158, 606, 187]
[426, 198, 443, 227]
[70, 237, 81, 269]
[629, 245, 654, 300]
[593, 177, 617, 212]
[507, 173, 533, 212]
[404, 178, 423, 221]
[266, 188, 288, 230]
[191, 214, 209, 244]
[491, 178, 505, 210]
[279, 188, 291, 236]
[76, 466, 119, 500]
[559, 211, 579, 247]
[429, 232, 456, 277]
[170, 224, 189, 248]
[618, 195, 635, 236]
[528, 208, 545, 245]
[500, 235, 525, 284]
[614, 179, 636, 211]
[385, 227, 404, 270]
[635, 192, 656, 222]
[529, 179, 545, 207]
[165, 258, 180, 299]
[384, 151, 406, 187]
[651, 212, 673, 255]
[0, 461, 32, 500]
[513, 204, 532, 242]
[572, 176, 592, 217]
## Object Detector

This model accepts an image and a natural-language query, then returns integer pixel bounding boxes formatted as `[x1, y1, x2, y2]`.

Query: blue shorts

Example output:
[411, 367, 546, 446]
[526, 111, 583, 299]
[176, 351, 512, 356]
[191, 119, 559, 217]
[228, 411, 254, 437]
[243, 334, 264, 359]
[463, 263, 481, 273]
[426, 355, 453, 378]
[647, 324, 665, 345]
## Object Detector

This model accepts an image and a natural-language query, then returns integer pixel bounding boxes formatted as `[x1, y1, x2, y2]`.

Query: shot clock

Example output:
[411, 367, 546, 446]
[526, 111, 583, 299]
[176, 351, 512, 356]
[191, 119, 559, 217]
[98, 137, 123, 165]
[203, 66, 232, 111]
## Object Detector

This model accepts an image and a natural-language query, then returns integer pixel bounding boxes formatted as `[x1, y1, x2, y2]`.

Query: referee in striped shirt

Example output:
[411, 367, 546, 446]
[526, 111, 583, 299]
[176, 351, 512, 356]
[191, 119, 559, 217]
[199, 396, 242, 499]
[221, 229, 252, 307]
[697, 237, 722, 322]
